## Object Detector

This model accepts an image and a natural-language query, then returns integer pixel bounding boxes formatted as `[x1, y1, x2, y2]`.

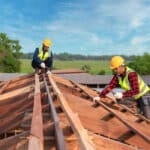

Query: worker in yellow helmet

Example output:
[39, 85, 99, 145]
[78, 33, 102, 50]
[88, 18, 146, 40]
[32, 38, 53, 74]
[93, 56, 150, 119]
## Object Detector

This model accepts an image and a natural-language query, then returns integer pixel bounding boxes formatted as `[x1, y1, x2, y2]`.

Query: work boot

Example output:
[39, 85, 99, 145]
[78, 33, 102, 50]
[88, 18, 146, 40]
[46, 67, 51, 74]
[46, 70, 51, 74]
[135, 107, 143, 115]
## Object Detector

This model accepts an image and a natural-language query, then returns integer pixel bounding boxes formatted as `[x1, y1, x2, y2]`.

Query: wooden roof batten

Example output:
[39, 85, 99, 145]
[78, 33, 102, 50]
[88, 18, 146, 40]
[43, 74, 67, 150]
[48, 74, 96, 150]
[0, 71, 150, 149]
[28, 74, 44, 150]
[53, 75, 150, 149]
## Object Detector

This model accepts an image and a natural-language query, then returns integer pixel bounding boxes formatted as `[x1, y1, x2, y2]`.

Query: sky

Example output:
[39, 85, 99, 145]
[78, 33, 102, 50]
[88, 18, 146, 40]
[0, 0, 150, 55]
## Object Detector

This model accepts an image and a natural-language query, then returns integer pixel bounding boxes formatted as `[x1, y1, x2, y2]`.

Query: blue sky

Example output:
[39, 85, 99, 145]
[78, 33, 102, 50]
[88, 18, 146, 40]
[1, 0, 150, 55]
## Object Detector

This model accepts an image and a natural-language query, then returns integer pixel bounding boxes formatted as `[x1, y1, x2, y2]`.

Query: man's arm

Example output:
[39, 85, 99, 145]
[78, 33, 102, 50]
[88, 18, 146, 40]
[100, 75, 118, 98]
[33, 48, 42, 64]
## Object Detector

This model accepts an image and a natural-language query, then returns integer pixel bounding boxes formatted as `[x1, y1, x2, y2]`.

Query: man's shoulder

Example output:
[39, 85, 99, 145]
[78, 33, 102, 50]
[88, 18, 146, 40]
[128, 71, 138, 79]
[35, 47, 39, 51]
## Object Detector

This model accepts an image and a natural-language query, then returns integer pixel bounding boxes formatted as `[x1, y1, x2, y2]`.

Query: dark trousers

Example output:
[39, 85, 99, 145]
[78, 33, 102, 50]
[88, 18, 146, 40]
[32, 57, 53, 70]
[136, 90, 150, 119]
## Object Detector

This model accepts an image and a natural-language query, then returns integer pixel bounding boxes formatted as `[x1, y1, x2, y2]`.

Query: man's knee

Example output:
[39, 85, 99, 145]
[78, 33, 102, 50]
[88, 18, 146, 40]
[32, 60, 40, 69]
[45, 57, 53, 68]
[141, 94, 150, 119]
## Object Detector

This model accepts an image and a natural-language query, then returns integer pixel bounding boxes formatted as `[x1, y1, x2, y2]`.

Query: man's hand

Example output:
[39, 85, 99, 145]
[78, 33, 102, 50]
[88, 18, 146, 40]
[93, 96, 100, 103]
[114, 92, 123, 99]
[40, 62, 45, 68]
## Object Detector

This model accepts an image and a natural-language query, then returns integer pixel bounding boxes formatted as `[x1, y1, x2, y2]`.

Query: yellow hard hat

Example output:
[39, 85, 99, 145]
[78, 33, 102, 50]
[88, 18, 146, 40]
[43, 38, 52, 47]
[110, 56, 125, 69]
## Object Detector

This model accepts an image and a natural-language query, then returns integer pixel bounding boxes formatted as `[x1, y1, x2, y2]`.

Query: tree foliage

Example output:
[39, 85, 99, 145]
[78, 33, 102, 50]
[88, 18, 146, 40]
[127, 53, 150, 75]
[0, 33, 22, 72]
[22, 52, 137, 61]
[81, 64, 91, 73]
[98, 69, 106, 75]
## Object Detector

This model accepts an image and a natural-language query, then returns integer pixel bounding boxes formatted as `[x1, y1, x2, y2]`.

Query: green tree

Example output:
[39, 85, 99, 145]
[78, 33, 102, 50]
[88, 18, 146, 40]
[127, 53, 150, 75]
[98, 69, 106, 75]
[81, 64, 91, 73]
[0, 33, 22, 72]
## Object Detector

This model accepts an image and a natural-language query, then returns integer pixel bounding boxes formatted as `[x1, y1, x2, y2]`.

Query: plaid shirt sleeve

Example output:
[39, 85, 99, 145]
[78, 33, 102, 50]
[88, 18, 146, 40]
[122, 72, 139, 97]
[100, 74, 118, 98]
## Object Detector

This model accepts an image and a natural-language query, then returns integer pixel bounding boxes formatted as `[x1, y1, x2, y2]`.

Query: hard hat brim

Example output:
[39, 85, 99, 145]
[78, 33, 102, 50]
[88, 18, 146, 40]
[43, 44, 50, 47]
[110, 66, 116, 69]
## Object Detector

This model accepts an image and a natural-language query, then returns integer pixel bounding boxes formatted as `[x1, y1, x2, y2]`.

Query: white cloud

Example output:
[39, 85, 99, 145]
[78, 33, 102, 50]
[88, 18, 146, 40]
[131, 35, 150, 45]
[130, 4, 150, 28]
[90, 34, 102, 44]
[1, 0, 150, 55]
[131, 18, 143, 28]
[59, 2, 78, 8]
[46, 23, 62, 31]
[95, 0, 150, 38]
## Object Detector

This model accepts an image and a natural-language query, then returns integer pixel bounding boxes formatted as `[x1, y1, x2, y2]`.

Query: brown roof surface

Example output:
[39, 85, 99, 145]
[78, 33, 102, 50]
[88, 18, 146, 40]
[0, 72, 150, 149]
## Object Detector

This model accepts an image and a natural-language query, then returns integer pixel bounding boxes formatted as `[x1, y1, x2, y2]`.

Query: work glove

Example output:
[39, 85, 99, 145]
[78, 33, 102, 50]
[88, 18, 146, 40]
[40, 62, 45, 68]
[114, 92, 123, 99]
[93, 96, 100, 103]
[46, 70, 51, 74]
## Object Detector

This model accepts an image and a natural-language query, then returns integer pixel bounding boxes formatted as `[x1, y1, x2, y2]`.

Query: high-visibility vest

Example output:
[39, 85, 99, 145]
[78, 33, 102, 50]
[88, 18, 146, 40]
[38, 47, 50, 61]
[118, 67, 150, 99]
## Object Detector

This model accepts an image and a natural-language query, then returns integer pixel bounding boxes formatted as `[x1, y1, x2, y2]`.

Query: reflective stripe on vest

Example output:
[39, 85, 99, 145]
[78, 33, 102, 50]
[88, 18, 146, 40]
[38, 47, 50, 61]
[118, 67, 150, 99]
